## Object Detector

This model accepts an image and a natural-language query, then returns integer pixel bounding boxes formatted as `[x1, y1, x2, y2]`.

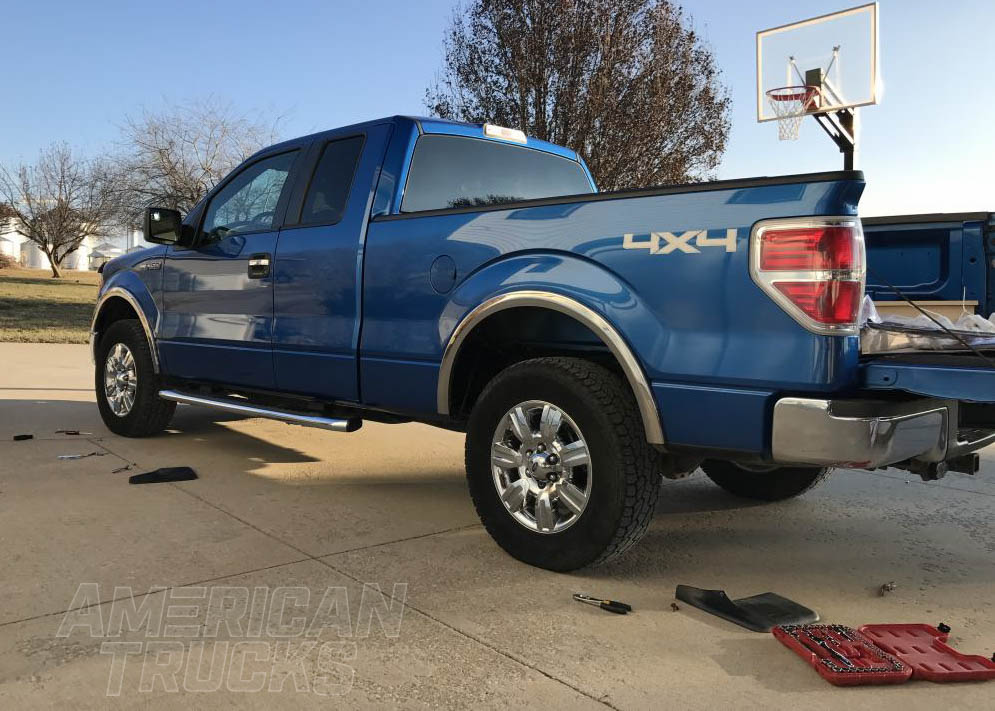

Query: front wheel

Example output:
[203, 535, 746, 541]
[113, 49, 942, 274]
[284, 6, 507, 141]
[465, 357, 662, 571]
[95, 319, 175, 437]
[700, 460, 832, 501]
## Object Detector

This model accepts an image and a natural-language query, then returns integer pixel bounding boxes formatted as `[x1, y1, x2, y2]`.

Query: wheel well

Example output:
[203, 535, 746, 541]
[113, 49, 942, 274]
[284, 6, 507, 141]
[93, 296, 140, 345]
[447, 306, 621, 420]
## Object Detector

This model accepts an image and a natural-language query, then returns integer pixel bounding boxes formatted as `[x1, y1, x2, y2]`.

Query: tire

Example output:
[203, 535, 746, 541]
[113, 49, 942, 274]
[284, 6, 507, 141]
[465, 357, 661, 571]
[700, 459, 832, 502]
[95, 319, 175, 437]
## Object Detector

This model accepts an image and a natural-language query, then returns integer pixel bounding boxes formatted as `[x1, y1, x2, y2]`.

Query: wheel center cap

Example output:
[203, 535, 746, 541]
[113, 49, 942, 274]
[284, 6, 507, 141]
[528, 452, 559, 482]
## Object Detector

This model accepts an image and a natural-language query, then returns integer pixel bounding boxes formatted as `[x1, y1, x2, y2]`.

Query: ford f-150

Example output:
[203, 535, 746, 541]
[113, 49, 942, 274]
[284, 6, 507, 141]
[91, 116, 995, 571]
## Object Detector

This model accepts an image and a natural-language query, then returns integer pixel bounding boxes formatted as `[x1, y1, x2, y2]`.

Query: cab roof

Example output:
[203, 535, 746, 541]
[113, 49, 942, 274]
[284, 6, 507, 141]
[257, 115, 581, 163]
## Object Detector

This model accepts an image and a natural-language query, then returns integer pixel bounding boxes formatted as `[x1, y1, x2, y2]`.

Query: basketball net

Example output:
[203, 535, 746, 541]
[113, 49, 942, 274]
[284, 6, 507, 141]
[766, 86, 820, 140]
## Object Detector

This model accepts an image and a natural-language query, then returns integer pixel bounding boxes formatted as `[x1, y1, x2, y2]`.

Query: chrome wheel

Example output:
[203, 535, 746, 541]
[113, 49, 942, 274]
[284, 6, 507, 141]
[491, 400, 592, 533]
[103, 343, 137, 417]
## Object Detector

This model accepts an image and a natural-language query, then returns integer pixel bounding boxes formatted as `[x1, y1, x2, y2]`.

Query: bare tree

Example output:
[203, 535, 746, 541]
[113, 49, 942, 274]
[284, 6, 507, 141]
[0, 144, 116, 278]
[426, 0, 731, 191]
[112, 97, 280, 223]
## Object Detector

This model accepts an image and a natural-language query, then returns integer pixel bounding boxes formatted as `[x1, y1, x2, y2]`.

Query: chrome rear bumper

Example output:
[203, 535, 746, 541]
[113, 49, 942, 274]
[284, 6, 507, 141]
[770, 397, 989, 469]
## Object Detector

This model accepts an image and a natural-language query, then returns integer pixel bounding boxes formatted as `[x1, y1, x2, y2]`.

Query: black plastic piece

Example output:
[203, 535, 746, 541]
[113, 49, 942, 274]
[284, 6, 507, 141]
[13, 434, 33, 441]
[675, 585, 818, 632]
[937, 622, 952, 634]
[129, 467, 198, 485]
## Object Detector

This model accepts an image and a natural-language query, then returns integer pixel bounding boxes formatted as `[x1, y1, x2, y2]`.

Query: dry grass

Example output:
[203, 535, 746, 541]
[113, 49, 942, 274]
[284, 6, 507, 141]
[0, 268, 100, 343]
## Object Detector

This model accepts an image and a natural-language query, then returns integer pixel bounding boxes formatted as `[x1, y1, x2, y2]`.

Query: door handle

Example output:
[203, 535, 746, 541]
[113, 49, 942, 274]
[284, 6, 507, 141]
[248, 253, 271, 279]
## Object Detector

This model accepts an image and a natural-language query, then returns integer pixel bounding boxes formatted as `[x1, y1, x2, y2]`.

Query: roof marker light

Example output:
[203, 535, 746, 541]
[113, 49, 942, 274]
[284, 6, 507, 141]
[483, 124, 527, 144]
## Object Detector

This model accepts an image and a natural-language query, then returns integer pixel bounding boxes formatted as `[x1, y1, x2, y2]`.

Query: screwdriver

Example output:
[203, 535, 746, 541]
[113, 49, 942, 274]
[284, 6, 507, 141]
[572, 593, 632, 615]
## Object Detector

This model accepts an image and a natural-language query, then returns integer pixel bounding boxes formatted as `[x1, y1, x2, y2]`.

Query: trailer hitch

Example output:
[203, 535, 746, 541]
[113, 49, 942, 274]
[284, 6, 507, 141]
[893, 453, 980, 481]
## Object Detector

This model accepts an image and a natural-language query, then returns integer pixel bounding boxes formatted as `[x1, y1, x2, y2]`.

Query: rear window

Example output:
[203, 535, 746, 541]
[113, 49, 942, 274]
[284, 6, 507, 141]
[400, 134, 593, 213]
[299, 136, 364, 225]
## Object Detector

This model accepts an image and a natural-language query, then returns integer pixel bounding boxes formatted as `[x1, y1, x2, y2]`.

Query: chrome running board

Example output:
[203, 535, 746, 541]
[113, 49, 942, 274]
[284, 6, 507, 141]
[158, 390, 362, 432]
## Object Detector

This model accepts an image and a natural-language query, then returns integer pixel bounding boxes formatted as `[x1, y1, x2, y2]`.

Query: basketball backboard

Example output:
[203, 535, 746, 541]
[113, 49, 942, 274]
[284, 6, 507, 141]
[757, 3, 879, 122]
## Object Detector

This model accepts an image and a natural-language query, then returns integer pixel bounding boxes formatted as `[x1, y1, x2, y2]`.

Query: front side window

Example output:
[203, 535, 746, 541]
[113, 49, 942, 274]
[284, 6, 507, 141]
[400, 134, 593, 213]
[201, 151, 297, 241]
[299, 136, 364, 225]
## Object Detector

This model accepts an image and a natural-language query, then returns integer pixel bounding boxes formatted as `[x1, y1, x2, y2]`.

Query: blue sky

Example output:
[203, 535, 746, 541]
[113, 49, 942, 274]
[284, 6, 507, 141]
[2, 0, 992, 216]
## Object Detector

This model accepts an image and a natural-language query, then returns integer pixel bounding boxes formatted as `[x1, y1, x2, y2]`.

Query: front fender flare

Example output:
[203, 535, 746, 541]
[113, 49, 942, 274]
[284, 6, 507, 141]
[90, 284, 160, 373]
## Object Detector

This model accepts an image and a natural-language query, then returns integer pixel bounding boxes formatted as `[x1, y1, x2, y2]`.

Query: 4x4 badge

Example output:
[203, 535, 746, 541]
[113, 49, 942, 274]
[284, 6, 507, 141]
[140, 259, 163, 271]
[623, 229, 737, 254]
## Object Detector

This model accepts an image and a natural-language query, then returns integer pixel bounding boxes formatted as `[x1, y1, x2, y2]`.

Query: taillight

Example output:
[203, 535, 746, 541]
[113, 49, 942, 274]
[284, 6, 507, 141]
[751, 218, 865, 333]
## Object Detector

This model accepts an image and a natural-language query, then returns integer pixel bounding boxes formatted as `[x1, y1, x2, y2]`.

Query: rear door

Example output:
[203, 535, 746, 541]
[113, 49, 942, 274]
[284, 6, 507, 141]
[271, 124, 392, 402]
[159, 149, 301, 389]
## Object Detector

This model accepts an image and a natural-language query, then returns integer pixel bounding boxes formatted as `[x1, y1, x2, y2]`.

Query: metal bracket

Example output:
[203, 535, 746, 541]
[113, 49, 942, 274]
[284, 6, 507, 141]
[813, 108, 857, 170]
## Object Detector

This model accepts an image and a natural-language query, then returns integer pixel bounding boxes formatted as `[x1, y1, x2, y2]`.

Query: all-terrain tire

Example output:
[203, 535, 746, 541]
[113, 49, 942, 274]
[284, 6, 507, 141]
[465, 357, 661, 571]
[95, 319, 175, 437]
[700, 460, 832, 501]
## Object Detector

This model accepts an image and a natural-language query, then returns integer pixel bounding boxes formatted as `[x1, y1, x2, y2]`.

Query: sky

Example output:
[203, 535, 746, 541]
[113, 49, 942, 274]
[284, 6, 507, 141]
[1, 0, 992, 217]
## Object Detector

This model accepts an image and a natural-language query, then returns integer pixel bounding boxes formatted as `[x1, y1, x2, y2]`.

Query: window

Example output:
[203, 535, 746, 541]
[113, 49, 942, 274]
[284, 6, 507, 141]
[299, 136, 364, 225]
[400, 135, 593, 213]
[201, 151, 297, 241]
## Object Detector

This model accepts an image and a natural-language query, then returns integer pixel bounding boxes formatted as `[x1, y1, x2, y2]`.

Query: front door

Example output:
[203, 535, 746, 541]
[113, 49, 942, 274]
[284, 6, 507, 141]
[159, 149, 300, 390]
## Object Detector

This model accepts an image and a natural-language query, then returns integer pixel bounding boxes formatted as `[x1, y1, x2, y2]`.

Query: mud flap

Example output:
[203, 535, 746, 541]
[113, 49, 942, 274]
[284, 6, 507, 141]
[675, 584, 818, 632]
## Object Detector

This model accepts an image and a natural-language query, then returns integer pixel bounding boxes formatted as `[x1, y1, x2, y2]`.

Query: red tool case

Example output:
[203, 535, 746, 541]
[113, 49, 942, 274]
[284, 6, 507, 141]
[773, 625, 911, 686]
[858, 624, 995, 682]
[774, 623, 995, 686]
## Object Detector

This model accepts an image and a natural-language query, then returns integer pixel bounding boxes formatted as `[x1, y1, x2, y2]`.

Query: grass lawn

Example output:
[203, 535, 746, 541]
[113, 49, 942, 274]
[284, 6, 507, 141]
[0, 267, 100, 343]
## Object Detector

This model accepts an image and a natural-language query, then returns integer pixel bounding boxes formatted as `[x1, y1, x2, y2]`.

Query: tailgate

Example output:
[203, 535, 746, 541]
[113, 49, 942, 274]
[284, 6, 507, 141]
[862, 352, 995, 403]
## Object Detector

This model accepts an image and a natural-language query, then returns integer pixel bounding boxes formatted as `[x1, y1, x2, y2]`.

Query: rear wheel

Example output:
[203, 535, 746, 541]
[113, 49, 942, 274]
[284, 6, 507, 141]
[465, 357, 661, 571]
[95, 319, 175, 437]
[700, 460, 832, 501]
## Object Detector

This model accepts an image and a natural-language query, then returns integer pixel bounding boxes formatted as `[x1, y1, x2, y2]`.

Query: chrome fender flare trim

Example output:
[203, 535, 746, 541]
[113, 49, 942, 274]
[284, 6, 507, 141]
[436, 290, 665, 445]
[90, 286, 160, 373]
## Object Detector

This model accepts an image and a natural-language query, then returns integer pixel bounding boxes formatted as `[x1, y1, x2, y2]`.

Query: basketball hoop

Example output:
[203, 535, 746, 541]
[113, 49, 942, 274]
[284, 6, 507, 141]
[766, 86, 820, 140]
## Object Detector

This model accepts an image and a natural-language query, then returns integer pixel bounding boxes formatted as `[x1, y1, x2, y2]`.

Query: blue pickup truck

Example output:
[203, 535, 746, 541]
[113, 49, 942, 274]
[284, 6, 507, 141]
[91, 116, 995, 571]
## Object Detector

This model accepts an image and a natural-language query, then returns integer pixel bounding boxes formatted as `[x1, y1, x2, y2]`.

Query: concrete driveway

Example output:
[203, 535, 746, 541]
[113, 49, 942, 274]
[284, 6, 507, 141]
[1, 342, 993, 709]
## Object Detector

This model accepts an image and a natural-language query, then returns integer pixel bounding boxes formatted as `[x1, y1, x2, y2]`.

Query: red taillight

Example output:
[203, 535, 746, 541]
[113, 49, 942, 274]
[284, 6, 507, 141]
[773, 281, 863, 324]
[752, 220, 865, 332]
[760, 226, 856, 271]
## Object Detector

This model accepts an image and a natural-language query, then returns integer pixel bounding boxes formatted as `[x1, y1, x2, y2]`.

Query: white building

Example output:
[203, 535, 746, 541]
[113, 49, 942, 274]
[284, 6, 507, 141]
[0, 235, 17, 261]
[0, 215, 127, 271]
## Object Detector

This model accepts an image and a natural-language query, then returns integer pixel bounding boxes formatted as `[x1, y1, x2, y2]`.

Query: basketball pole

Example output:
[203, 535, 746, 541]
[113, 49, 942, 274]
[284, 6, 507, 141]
[812, 107, 858, 170]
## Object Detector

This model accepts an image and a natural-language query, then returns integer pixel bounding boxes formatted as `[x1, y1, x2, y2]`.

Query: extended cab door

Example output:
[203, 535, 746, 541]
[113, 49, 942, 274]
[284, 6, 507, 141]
[158, 148, 301, 390]
[271, 124, 392, 402]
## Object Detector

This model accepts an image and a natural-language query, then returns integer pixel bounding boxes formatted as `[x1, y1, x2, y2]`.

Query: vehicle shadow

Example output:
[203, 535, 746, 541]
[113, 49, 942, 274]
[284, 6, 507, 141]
[0, 398, 321, 471]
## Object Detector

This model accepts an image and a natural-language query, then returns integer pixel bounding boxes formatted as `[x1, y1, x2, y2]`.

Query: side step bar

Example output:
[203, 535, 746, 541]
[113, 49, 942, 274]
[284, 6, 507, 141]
[159, 390, 362, 432]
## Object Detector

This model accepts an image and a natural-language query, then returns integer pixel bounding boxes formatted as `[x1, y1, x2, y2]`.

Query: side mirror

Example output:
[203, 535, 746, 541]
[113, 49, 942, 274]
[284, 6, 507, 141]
[144, 207, 188, 245]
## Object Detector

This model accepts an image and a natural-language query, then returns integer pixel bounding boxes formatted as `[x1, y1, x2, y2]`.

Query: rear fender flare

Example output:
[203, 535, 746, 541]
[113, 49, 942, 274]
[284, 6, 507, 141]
[435, 255, 665, 445]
